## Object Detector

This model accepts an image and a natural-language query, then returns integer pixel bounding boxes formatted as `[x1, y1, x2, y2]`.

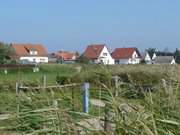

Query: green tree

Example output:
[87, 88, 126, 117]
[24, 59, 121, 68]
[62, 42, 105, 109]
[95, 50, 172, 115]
[0, 42, 13, 64]
[146, 48, 156, 58]
[174, 48, 180, 64]
[77, 55, 90, 64]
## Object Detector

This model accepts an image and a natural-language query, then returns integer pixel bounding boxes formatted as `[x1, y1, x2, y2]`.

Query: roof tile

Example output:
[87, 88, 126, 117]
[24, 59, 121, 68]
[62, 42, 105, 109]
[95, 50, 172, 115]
[112, 48, 141, 59]
[11, 43, 48, 57]
[83, 44, 105, 59]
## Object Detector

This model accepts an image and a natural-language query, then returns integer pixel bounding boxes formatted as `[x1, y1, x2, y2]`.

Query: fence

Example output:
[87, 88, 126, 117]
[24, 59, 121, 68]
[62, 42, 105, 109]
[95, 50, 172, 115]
[14, 76, 120, 134]
[16, 81, 90, 113]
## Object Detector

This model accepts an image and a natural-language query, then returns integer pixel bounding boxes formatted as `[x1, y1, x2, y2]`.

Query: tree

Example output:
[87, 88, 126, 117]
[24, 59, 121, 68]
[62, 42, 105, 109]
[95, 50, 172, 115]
[0, 42, 13, 64]
[174, 48, 180, 64]
[146, 48, 156, 58]
[156, 47, 174, 56]
[77, 55, 90, 64]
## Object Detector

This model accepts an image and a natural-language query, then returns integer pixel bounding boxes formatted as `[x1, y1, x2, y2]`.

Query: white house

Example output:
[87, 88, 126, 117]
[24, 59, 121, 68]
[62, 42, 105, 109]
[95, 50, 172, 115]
[141, 51, 152, 64]
[154, 56, 176, 65]
[11, 43, 48, 63]
[112, 48, 141, 64]
[83, 44, 114, 65]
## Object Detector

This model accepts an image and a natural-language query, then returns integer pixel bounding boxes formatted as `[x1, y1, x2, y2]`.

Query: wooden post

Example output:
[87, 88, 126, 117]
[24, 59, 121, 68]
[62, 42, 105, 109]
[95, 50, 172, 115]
[53, 100, 58, 108]
[72, 87, 75, 111]
[16, 82, 19, 95]
[114, 76, 119, 97]
[82, 82, 89, 113]
[16, 82, 20, 114]
[104, 104, 113, 135]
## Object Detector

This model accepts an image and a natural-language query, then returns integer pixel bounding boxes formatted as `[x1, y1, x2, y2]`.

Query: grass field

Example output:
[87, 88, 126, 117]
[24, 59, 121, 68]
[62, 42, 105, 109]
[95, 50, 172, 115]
[0, 64, 180, 134]
[0, 64, 78, 85]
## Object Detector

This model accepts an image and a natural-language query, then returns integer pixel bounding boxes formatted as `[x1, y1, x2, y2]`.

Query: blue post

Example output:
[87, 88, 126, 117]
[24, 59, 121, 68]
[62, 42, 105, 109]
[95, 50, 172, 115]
[82, 82, 90, 113]
[16, 82, 19, 95]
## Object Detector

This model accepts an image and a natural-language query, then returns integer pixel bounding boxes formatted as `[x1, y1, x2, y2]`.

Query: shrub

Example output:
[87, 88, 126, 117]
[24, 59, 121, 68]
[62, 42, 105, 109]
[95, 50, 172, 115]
[56, 75, 72, 85]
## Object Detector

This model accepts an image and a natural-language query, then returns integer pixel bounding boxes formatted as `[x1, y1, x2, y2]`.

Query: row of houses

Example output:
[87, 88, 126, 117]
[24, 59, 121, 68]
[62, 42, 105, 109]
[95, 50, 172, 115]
[10, 43, 176, 65]
[83, 44, 176, 65]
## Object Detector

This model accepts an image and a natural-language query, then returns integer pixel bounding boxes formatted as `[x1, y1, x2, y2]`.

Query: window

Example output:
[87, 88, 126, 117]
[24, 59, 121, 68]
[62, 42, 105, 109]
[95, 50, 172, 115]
[30, 50, 38, 55]
[40, 59, 45, 62]
[115, 60, 119, 64]
[100, 60, 103, 64]
[103, 53, 108, 56]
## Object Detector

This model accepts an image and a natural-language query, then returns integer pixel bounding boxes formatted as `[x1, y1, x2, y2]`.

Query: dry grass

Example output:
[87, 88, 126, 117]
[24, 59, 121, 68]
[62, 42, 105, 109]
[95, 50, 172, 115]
[0, 64, 180, 134]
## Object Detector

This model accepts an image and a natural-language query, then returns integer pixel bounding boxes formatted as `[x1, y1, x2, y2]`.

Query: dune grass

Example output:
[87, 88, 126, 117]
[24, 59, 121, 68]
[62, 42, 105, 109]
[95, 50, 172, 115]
[0, 64, 180, 134]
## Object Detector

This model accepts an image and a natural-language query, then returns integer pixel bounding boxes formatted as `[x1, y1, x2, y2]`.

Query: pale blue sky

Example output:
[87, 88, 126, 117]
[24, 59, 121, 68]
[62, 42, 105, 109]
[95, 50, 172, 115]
[0, 0, 180, 52]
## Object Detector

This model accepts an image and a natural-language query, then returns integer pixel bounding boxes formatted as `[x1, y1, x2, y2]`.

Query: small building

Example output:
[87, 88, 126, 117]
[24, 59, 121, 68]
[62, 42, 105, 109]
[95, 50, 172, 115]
[48, 53, 58, 63]
[50, 51, 78, 63]
[83, 44, 114, 65]
[153, 56, 176, 64]
[141, 51, 152, 64]
[11, 43, 48, 63]
[112, 48, 141, 64]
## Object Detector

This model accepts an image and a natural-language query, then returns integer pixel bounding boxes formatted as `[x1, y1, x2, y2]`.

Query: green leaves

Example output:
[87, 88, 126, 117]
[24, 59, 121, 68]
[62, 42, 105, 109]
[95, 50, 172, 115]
[0, 42, 13, 64]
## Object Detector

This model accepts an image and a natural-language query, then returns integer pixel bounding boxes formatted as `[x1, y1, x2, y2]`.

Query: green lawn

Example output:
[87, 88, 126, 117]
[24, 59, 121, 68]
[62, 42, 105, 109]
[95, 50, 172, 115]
[0, 64, 78, 85]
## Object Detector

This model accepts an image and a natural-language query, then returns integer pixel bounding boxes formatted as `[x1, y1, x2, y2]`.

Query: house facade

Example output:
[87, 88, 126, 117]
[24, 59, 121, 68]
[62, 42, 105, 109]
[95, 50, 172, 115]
[83, 44, 114, 65]
[141, 52, 152, 64]
[11, 43, 48, 63]
[112, 48, 141, 64]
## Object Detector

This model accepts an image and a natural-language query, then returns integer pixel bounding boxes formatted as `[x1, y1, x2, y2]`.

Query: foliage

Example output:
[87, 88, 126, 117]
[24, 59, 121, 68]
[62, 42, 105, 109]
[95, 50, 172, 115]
[146, 48, 156, 58]
[102, 78, 180, 134]
[56, 75, 72, 85]
[0, 64, 180, 134]
[140, 59, 146, 64]
[76, 55, 90, 64]
[174, 48, 180, 64]
[156, 51, 174, 56]
[0, 42, 14, 64]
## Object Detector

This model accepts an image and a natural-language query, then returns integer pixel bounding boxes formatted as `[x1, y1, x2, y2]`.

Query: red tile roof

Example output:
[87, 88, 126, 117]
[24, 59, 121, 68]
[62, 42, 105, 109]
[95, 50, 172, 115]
[83, 44, 105, 59]
[53, 51, 77, 61]
[112, 48, 141, 59]
[11, 43, 48, 57]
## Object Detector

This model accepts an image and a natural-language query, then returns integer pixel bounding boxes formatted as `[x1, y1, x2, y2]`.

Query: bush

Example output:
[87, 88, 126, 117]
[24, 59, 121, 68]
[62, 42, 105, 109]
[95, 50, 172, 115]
[56, 75, 72, 85]
[117, 71, 164, 85]
[76, 55, 90, 64]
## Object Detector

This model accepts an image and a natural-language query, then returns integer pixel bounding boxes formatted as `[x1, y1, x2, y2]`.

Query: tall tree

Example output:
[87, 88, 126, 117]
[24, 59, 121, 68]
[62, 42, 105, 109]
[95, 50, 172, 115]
[77, 55, 90, 64]
[146, 48, 156, 58]
[156, 47, 174, 56]
[174, 48, 180, 64]
[0, 42, 13, 64]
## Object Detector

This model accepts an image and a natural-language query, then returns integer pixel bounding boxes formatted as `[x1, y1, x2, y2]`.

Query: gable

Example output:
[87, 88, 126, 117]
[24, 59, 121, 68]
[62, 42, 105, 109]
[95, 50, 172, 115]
[132, 51, 138, 58]
[83, 44, 105, 59]
[152, 53, 157, 60]
[99, 46, 112, 58]
[145, 53, 151, 59]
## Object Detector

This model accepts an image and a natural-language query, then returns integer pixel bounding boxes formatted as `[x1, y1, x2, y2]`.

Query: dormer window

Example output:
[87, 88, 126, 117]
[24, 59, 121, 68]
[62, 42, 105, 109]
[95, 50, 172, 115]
[30, 50, 38, 55]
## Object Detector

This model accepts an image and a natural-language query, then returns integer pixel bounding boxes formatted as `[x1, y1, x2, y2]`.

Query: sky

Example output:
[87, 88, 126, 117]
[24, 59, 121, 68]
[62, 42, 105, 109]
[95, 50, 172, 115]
[0, 0, 180, 53]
